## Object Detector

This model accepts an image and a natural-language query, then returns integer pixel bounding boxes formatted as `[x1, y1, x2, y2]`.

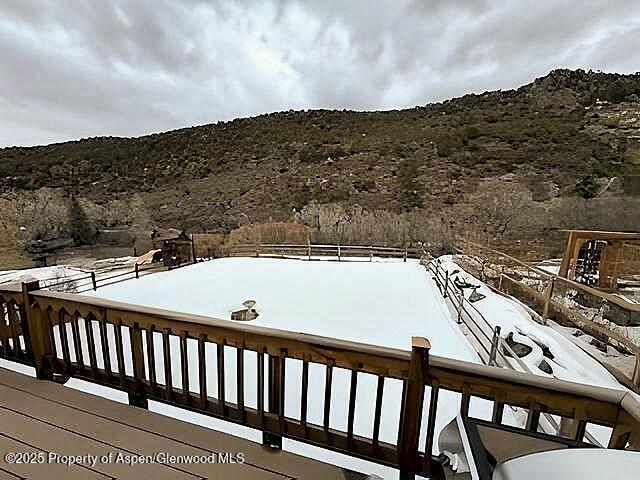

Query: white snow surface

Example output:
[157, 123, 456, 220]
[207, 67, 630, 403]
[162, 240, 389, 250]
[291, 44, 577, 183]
[4, 256, 630, 479]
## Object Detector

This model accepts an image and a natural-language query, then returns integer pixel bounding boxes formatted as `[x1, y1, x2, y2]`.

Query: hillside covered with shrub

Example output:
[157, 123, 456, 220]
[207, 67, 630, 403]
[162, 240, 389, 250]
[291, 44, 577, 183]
[1, 69, 639, 263]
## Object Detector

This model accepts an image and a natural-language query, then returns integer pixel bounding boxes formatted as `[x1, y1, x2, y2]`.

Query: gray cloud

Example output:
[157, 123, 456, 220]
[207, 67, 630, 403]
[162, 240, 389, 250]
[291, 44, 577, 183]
[1, 0, 639, 147]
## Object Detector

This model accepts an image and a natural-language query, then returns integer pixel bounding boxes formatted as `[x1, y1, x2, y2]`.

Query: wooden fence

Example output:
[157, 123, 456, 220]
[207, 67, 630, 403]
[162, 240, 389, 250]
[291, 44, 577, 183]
[219, 243, 420, 261]
[456, 239, 640, 391]
[1, 282, 640, 479]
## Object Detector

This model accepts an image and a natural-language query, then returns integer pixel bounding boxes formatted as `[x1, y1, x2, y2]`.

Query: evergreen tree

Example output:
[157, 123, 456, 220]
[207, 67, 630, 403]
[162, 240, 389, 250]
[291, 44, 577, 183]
[68, 196, 95, 245]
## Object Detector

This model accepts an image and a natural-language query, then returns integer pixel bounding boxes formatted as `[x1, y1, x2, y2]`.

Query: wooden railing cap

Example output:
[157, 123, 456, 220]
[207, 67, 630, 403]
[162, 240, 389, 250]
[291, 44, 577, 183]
[412, 336, 431, 350]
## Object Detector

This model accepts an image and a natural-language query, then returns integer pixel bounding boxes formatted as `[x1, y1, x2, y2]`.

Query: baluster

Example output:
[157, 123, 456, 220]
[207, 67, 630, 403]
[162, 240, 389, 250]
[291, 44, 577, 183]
[146, 326, 156, 387]
[0, 303, 10, 357]
[98, 317, 111, 377]
[198, 334, 207, 408]
[278, 350, 286, 436]
[347, 367, 359, 449]
[70, 312, 83, 370]
[237, 344, 245, 422]
[263, 351, 283, 449]
[372, 376, 385, 448]
[8, 302, 21, 359]
[58, 310, 72, 374]
[17, 301, 34, 361]
[128, 322, 147, 408]
[492, 401, 505, 424]
[574, 419, 587, 442]
[85, 317, 98, 374]
[526, 408, 540, 432]
[114, 321, 126, 387]
[300, 359, 309, 434]
[162, 328, 173, 400]
[180, 332, 189, 401]
[460, 390, 471, 417]
[323, 362, 334, 436]
[257, 350, 265, 427]
[217, 341, 226, 416]
[424, 382, 440, 470]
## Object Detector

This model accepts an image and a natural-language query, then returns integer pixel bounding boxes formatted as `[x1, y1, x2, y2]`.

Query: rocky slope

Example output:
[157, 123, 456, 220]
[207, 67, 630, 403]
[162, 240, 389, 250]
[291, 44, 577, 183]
[1, 69, 639, 263]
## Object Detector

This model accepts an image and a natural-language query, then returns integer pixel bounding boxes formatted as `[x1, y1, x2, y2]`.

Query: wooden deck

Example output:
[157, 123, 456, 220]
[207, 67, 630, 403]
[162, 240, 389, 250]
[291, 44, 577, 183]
[0, 367, 368, 480]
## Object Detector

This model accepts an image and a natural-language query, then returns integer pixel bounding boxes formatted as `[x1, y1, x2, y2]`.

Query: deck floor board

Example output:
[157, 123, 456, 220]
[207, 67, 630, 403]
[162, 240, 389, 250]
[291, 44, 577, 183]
[0, 366, 367, 480]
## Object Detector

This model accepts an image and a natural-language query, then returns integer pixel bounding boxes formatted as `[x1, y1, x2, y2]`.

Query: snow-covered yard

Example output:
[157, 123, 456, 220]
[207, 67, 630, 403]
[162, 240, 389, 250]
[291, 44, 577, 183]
[1, 256, 632, 479]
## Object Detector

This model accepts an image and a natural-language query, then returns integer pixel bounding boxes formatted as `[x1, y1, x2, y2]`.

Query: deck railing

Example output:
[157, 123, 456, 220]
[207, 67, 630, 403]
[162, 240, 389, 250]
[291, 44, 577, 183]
[455, 239, 640, 392]
[1, 282, 640, 479]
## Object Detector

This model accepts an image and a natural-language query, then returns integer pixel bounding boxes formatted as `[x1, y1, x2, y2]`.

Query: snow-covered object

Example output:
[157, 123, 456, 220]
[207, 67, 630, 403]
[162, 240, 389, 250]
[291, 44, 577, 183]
[493, 448, 640, 480]
[434, 257, 623, 391]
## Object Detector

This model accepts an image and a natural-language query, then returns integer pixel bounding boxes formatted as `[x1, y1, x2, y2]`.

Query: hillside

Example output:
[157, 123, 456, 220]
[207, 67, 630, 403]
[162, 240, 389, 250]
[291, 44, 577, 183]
[1, 69, 640, 264]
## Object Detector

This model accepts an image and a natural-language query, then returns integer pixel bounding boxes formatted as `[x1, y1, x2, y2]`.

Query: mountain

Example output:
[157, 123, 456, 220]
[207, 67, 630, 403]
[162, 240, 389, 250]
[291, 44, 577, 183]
[1, 69, 639, 264]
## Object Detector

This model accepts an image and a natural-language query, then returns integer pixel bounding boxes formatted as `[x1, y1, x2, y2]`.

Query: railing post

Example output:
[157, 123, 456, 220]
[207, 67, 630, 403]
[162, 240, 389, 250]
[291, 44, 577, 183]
[307, 242, 311, 260]
[443, 270, 449, 298]
[633, 354, 640, 389]
[489, 326, 502, 366]
[263, 353, 283, 449]
[337, 244, 341, 261]
[135, 263, 139, 279]
[91, 271, 97, 290]
[369, 246, 373, 262]
[128, 322, 148, 409]
[498, 266, 505, 290]
[22, 281, 54, 380]
[398, 336, 430, 480]
[542, 276, 555, 324]
[404, 245, 408, 262]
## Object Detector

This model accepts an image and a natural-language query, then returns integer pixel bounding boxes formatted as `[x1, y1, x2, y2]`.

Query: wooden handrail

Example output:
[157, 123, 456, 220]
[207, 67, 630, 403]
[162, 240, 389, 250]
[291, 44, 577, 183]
[459, 238, 640, 312]
[2, 283, 640, 478]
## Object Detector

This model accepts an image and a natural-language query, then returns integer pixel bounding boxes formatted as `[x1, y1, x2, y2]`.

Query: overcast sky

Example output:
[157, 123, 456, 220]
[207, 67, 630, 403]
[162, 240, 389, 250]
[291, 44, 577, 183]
[1, 0, 639, 147]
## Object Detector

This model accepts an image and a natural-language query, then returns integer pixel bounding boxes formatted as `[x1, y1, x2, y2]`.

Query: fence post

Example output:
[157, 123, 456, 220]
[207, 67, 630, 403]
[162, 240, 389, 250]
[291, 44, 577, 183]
[135, 263, 139, 279]
[91, 271, 97, 290]
[489, 326, 502, 366]
[128, 322, 148, 408]
[21, 281, 54, 380]
[633, 354, 640, 389]
[369, 246, 373, 262]
[398, 337, 430, 480]
[337, 244, 341, 261]
[263, 353, 283, 449]
[404, 245, 408, 262]
[542, 277, 555, 324]
[498, 266, 505, 290]
[456, 291, 463, 324]
[307, 242, 311, 261]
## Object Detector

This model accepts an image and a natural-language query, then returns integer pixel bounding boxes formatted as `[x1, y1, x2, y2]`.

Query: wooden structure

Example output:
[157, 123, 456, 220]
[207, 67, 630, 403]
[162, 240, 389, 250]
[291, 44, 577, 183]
[0, 366, 364, 479]
[1, 281, 639, 479]
[559, 230, 640, 289]
[151, 230, 194, 267]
